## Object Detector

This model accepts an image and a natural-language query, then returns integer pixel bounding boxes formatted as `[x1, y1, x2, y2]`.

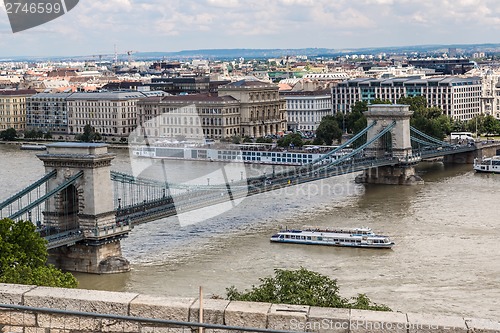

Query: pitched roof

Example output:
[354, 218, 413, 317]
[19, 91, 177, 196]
[223, 79, 274, 88]
[0, 89, 37, 96]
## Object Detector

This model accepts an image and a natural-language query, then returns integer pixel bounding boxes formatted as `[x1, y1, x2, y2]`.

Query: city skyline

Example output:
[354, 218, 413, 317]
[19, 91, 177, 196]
[1, 0, 500, 58]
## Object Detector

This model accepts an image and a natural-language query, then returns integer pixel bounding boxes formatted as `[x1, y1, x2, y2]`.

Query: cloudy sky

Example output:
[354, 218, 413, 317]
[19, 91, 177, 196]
[1, 0, 500, 57]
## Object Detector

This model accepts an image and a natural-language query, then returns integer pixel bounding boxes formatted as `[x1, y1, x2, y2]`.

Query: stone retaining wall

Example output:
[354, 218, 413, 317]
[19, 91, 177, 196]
[0, 283, 499, 332]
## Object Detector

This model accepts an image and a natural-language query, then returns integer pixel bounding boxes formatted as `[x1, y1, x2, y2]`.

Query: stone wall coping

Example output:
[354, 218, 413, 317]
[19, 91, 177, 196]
[23, 285, 139, 304]
[407, 312, 468, 330]
[0, 284, 499, 332]
[0, 284, 37, 304]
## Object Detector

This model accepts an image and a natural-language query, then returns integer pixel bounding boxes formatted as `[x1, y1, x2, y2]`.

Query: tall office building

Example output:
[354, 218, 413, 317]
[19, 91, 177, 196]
[26, 92, 72, 134]
[332, 76, 482, 121]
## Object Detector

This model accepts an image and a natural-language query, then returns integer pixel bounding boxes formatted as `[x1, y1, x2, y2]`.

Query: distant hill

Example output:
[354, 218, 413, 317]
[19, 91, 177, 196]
[134, 43, 500, 60]
[4, 43, 500, 62]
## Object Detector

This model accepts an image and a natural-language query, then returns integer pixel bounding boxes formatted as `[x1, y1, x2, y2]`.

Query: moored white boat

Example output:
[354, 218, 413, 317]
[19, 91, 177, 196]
[20, 144, 47, 151]
[270, 226, 394, 249]
[473, 156, 500, 173]
[132, 145, 350, 166]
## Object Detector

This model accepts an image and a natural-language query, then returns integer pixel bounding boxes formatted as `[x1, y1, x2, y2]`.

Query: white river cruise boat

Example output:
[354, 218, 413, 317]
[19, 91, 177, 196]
[473, 156, 500, 174]
[132, 144, 350, 166]
[270, 226, 394, 249]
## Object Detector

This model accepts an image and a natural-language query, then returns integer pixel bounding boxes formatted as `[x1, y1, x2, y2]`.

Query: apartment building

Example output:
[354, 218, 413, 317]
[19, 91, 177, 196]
[136, 94, 241, 140]
[281, 89, 332, 131]
[333, 76, 482, 121]
[67, 91, 147, 137]
[218, 80, 286, 138]
[26, 92, 72, 134]
[0, 89, 37, 131]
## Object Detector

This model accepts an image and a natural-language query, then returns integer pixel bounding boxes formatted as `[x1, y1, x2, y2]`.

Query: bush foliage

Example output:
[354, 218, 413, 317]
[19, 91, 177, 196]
[226, 267, 391, 311]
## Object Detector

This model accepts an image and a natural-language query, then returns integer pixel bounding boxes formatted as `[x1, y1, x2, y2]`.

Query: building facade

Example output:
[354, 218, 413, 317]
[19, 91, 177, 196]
[0, 89, 37, 131]
[332, 76, 482, 121]
[136, 94, 241, 140]
[26, 92, 72, 134]
[67, 91, 147, 137]
[218, 80, 286, 138]
[281, 90, 332, 131]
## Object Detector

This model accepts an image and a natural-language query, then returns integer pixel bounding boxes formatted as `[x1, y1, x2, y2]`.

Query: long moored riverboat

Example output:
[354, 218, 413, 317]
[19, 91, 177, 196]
[132, 144, 351, 166]
[270, 227, 394, 249]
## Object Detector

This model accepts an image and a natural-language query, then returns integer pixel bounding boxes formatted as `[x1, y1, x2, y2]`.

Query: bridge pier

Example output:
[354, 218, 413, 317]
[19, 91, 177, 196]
[355, 165, 423, 185]
[38, 143, 130, 274]
[356, 104, 423, 185]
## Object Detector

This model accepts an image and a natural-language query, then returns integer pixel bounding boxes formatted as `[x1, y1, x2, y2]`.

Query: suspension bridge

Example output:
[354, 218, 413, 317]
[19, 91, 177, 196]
[0, 104, 496, 274]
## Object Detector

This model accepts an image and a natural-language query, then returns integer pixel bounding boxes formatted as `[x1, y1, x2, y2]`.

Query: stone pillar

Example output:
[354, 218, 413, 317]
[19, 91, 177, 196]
[356, 104, 423, 185]
[38, 143, 130, 274]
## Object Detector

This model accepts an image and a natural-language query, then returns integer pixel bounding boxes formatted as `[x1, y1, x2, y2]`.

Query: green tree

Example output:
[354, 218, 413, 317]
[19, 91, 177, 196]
[0, 128, 18, 141]
[466, 115, 484, 135]
[397, 96, 450, 140]
[277, 133, 304, 148]
[397, 96, 427, 113]
[0, 218, 78, 288]
[77, 124, 102, 142]
[482, 115, 500, 136]
[315, 115, 342, 145]
[231, 135, 241, 144]
[227, 268, 390, 311]
[256, 137, 273, 144]
[348, 101, 368, 134]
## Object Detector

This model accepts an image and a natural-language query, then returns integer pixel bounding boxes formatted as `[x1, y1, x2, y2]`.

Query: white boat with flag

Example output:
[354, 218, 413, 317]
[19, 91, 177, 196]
[473, 156, 500, 173]
[270, 226, 394, 249]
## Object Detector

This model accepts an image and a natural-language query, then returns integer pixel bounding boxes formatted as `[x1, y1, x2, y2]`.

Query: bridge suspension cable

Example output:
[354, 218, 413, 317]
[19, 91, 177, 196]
[8, 171, 84, 221]
[316, 121, 396, 172]
[308, 120, 377, 166]
[0, 169, 57, 211]
[410, 126, 452, 147]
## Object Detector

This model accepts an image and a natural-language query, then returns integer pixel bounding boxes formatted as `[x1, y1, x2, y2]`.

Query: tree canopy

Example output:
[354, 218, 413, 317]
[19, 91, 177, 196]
[226, 267, 391, 311]
[0, 128, 18, 141]
[277, 133, 304, 148]
[0, 218, 78, 288]
[314, 115, 342, 145]
[76, 124, 102, 142]
[397, 96, 451, 140]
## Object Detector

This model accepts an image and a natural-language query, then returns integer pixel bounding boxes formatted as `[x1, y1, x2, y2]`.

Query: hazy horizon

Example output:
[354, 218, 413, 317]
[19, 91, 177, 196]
[1, 0, 500, 57]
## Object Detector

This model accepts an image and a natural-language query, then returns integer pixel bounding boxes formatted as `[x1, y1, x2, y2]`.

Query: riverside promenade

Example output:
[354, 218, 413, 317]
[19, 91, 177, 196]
[0, 283, 499, 332]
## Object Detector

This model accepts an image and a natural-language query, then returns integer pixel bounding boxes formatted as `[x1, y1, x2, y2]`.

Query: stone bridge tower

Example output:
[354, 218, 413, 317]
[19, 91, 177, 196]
[38, 143, 130, 274]
[355, 104, 423, 185]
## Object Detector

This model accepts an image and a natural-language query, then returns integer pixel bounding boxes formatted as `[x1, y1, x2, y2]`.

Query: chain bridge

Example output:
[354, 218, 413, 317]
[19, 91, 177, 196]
[0, 105, 497, 274]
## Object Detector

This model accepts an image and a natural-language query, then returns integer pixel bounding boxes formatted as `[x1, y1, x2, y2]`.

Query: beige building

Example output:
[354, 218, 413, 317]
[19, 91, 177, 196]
[0, 89, 37, 131]
[67, 91, 148, 137]
[137, 94, 241, 140]
[218, 80, 286, 137]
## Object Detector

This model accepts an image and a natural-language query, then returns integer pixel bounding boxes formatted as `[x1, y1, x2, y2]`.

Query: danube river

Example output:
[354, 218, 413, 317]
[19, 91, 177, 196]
[0, 143, 499, 320]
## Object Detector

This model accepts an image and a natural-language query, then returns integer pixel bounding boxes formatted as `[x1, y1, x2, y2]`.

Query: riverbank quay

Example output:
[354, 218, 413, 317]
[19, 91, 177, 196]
[0, 283, 499, 332]
[0, 140, 130, 150]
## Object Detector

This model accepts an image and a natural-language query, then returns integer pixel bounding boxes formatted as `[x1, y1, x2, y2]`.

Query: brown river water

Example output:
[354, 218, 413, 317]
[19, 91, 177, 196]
[0, 144, 498, 320]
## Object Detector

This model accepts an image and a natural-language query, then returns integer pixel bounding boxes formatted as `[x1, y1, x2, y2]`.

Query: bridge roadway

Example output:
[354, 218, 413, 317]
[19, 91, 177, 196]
[42, 144, 476, 248]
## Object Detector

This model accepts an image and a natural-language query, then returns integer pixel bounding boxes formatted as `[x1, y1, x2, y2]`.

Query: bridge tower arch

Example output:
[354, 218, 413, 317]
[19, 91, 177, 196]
[356, 104, 424, 185]
[38, 143, 130, 274]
